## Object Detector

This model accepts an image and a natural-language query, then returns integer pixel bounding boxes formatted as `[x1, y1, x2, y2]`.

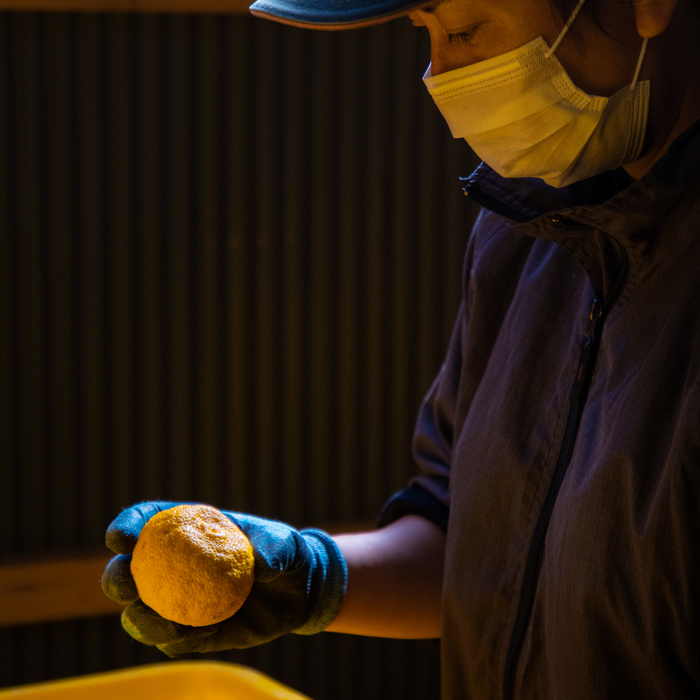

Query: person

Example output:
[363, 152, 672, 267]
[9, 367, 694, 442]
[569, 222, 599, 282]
[101, 0, 700, 697]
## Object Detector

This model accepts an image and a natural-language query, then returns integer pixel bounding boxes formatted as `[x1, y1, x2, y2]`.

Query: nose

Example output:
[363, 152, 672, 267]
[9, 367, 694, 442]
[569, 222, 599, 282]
[429, 47, 451, 76]
[423, 19, 469, 76]
[410, 11, 453, 76]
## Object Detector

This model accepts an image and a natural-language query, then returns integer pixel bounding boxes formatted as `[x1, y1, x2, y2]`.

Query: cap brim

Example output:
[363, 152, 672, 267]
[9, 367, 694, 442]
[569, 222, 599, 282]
[249, 0, 426, 30]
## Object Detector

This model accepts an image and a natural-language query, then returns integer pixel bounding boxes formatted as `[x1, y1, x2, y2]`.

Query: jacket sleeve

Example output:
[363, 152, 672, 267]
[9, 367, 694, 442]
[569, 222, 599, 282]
[377, 302, 467, 533]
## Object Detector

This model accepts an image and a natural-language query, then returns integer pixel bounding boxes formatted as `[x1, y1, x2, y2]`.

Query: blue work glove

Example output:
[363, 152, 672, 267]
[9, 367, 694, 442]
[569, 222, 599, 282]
[101, 502, 347, 657]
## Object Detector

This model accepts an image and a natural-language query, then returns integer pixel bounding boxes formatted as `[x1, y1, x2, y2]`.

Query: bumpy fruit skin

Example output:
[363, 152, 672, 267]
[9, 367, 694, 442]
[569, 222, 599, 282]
[131, 504, 255, 627]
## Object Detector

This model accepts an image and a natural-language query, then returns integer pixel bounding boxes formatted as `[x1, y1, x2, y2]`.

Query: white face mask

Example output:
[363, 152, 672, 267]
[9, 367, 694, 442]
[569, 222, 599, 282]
[423, 0, 650, 188]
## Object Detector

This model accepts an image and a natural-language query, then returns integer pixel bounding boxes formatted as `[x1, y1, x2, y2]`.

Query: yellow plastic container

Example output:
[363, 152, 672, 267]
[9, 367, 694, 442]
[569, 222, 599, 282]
[0, 661, 311, 699]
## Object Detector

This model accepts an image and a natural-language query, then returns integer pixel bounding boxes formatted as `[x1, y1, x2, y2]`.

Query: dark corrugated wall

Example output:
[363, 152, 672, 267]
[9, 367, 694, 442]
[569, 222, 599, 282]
[0, 10, 480, 698]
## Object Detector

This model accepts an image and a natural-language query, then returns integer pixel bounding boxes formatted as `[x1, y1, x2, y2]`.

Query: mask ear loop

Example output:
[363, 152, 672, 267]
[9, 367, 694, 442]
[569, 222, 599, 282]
[545, 0, 649, 90]
[630, 37, 649, 90]
[545, 0, 586, 58]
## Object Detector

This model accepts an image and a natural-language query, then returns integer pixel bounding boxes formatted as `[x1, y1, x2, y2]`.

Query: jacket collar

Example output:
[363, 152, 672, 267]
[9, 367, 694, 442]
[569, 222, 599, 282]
[461, 116, 700, 235]
[461, 162, 632, 224]
[461, 118, 700, 303]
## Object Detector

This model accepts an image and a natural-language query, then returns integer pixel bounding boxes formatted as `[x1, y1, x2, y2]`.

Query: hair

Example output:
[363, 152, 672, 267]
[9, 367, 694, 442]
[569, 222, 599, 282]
[549, 0, 625, 46]
[550, 0, 606, 32]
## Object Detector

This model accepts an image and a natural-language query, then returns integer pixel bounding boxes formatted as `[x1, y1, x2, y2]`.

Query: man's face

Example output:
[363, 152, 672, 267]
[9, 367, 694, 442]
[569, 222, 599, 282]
[408, 0, 642, 97]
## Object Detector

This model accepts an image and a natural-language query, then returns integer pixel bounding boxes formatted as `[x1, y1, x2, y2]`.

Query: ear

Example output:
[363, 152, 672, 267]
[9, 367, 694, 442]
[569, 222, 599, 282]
[631, 0, 679, 38]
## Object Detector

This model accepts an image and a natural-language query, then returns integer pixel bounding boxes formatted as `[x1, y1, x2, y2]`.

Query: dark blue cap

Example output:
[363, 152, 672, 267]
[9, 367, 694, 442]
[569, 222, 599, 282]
[249, 0, 425, 29]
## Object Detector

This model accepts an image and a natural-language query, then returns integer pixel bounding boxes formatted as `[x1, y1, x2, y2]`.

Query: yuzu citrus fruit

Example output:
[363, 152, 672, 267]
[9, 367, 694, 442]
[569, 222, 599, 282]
[131, 504, 255, 626]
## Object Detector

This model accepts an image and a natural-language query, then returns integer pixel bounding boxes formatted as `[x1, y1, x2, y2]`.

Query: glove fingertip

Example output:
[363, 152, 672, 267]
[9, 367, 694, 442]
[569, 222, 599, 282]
[105, 527, 136, 555]
[101, 554, 138, 604]
[156, 645, 181, 659]
[156, 625, 218, 657]
[121, 606, 155, 646]
[105, 508, 146, 554]
[100, 554, 139, 605]
[106, 502, 179, 554]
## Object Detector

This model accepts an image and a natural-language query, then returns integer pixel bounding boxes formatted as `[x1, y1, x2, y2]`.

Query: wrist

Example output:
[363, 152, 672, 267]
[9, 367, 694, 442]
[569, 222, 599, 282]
[293, 529, 348, 635]
[325, 516, 445, 639]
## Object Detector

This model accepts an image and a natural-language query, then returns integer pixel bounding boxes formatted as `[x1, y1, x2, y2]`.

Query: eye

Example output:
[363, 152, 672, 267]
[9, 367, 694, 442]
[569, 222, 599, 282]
[447, 30, 472, 44]
[447, 25, 480, 45]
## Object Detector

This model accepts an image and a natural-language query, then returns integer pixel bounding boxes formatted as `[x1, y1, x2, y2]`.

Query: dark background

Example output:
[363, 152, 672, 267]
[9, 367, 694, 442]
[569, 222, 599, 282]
[0, 11, 479, 698]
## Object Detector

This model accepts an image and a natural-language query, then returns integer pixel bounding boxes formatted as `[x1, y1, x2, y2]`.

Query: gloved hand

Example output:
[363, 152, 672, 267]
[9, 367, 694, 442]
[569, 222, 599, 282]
[101, 501, 347, 657]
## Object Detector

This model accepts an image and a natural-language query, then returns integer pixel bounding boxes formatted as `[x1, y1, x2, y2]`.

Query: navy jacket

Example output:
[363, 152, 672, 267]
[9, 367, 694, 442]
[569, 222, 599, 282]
[380, 121, 700, 699]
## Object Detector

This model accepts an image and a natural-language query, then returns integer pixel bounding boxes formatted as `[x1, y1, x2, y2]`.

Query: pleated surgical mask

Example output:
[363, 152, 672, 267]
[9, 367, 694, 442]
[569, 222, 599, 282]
[423, 0, 650, 188]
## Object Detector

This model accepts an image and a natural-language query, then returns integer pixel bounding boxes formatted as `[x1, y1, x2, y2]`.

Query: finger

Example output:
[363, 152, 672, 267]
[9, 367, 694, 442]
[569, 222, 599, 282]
[189, 588, 301, 651]
[157, 629, 218, 657]
[223, 513, 299, 583]
[101, 554, 138, 604]
[121, 599, 218, 647]
[631, 0, 678, 38]
[106, 502, 181, 554]
[156, 643, 185, 659]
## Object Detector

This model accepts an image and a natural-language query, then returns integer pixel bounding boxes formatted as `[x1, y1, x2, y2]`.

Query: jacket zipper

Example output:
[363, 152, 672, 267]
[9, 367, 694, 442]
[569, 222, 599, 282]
[502, 245, 629, 700]
[464, 175, 631, 698]
[464, 180, 630, 698]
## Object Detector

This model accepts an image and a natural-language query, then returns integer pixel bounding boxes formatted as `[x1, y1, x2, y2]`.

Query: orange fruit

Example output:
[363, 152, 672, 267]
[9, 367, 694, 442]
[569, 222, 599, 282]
[131, 504, 255, 627]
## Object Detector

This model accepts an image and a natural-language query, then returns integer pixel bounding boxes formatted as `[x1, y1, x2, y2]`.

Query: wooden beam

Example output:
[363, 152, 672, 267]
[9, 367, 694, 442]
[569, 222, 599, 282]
[0, 521, 374, 627]
[0, 0, 252, 13]
[0, 552, 123, 627]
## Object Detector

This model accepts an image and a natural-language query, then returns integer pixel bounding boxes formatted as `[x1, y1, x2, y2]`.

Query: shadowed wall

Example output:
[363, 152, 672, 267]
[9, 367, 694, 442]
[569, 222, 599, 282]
[0, 11, 479, 698]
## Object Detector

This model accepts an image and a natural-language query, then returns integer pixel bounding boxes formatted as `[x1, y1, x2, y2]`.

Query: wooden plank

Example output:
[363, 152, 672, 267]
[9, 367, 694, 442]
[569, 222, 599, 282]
[0, 0, 252, 13]
[0, 552, 123, 627]
[0, 521, 374, 627]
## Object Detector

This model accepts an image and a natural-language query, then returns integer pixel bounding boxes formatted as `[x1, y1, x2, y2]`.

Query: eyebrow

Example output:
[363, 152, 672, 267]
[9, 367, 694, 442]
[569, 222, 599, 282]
[420, 1, 444, 12]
